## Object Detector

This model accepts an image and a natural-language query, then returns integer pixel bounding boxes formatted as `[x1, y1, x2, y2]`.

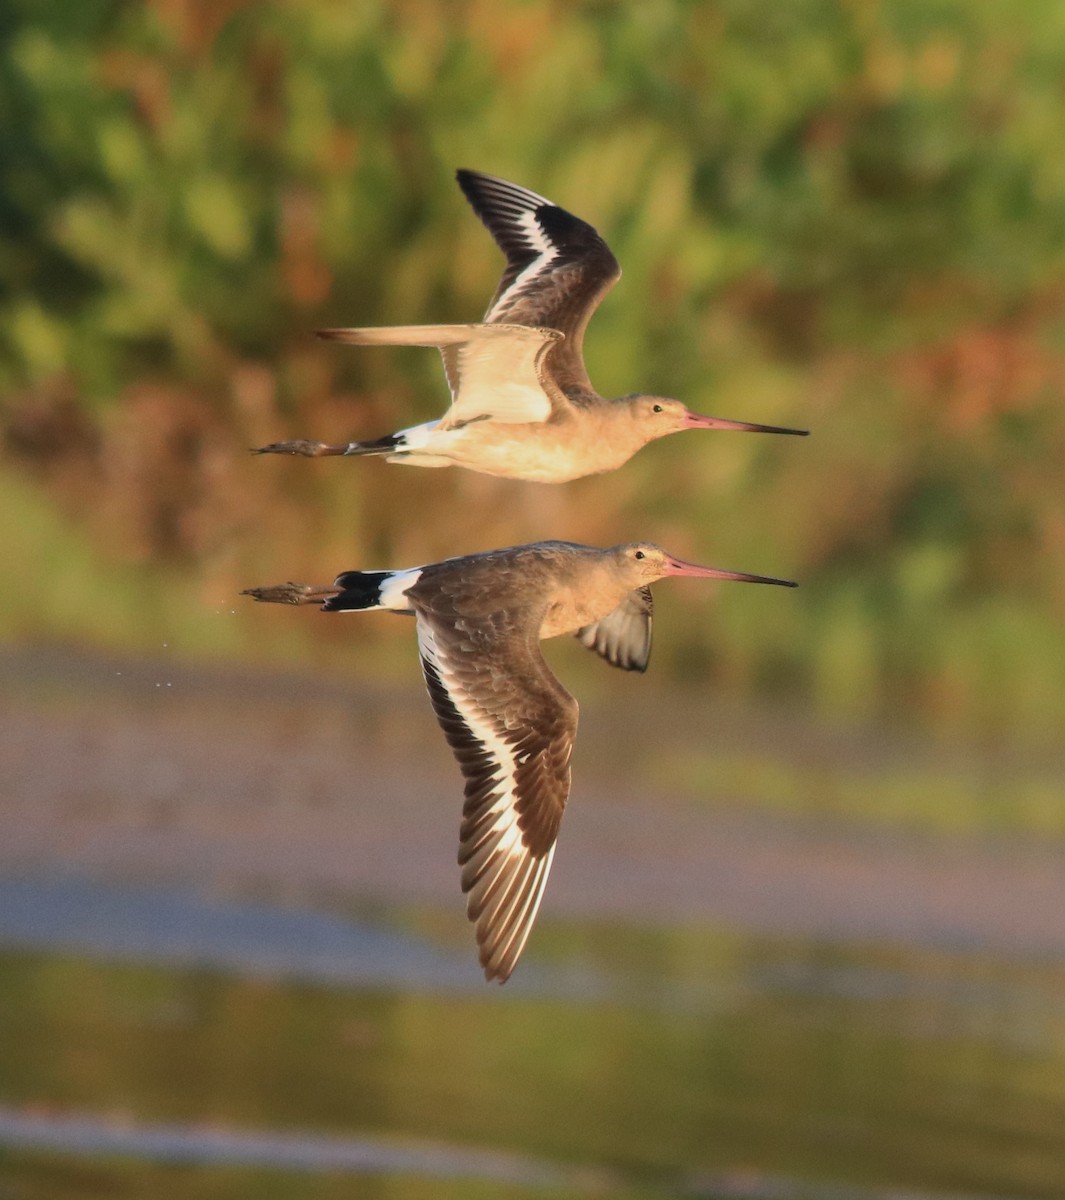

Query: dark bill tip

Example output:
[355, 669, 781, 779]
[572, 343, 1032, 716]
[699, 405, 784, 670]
[686, 413, 809, 436]
[732, 421, 809, 437]
[665, 556, 798, 588]
[732, 573, 798, 588]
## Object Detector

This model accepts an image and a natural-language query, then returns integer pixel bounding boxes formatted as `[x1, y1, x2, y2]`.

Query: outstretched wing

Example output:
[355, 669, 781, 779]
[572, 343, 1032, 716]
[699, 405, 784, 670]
[414, 609, 577, 983]
[575, 586, 653, 672]
[457, 169, 622, 394]
[316, 323, 566, 426]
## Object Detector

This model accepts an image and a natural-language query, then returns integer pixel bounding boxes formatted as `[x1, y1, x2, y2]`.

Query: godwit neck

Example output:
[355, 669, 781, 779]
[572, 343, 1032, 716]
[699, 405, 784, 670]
[535, 539, 793, 639]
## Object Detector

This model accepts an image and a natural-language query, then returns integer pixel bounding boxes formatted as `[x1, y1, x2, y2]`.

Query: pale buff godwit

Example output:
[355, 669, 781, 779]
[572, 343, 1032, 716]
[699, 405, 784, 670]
[254, 170, 807, 482]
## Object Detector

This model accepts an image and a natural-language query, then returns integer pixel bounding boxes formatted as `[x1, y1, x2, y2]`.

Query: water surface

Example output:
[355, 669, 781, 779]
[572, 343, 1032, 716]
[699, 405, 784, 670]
[1, 648, 1064, 1198]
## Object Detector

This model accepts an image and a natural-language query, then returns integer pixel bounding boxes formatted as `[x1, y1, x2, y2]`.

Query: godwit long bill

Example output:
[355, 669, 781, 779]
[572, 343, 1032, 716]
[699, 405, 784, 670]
[255, 170, 807, 482]
[243, 540, 796, 981]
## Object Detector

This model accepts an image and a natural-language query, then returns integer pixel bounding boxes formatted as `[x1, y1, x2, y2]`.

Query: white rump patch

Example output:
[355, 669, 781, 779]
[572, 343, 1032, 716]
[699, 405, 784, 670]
[378, 568, 423, 611]
[394, 420, 441, 448]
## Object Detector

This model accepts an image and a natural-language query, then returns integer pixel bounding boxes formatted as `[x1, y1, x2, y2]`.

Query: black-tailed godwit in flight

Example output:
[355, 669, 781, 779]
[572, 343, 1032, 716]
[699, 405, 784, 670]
[243, 540, 796, 981]
[254, 170, 807, 482]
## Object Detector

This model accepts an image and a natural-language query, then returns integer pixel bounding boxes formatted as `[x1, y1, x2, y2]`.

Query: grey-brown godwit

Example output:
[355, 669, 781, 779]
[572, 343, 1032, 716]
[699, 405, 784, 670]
[243, 540, 796, 981]
[254, 170, 807, 482]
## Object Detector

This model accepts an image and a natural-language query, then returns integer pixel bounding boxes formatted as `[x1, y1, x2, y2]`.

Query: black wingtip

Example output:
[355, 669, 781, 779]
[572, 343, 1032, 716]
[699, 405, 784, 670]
[455, 168, 489, 206]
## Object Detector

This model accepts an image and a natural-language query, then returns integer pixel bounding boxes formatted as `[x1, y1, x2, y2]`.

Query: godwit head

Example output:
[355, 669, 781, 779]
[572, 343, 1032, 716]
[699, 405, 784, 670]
[617, 394, 811, 456]
[607, 540, 798, 588]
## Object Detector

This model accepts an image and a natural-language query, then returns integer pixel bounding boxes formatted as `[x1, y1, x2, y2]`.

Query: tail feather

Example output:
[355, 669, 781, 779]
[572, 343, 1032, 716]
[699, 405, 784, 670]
[241, 574, 390, 612]
[243, 568, 420, 614]
[323, 570, 391, 612]
[344, 433, 404, 456]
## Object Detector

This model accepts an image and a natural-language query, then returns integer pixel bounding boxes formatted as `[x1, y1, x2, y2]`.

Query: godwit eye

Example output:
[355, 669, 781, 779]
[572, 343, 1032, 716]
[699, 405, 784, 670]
[652, 404, 664, 414]
[634, 550, 645, 560]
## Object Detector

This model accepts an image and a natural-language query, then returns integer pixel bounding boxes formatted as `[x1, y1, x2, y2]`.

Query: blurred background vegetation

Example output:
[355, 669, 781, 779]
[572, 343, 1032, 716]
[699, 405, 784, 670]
[2, 0, 1065, 746]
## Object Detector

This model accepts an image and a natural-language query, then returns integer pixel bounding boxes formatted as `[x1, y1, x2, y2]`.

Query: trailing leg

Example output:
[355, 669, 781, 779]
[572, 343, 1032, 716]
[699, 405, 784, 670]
[252, 433, 402, 458]
[241, 582, 342, 606]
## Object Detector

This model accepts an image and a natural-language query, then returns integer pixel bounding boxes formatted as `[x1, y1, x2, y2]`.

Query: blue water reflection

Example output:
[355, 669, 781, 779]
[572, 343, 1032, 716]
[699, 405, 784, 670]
[1, 873, 1064, 1198]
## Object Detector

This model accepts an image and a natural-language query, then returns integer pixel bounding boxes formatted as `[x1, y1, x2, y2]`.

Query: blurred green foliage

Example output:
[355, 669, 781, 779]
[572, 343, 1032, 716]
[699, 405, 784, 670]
[2, 0, 1064, 742]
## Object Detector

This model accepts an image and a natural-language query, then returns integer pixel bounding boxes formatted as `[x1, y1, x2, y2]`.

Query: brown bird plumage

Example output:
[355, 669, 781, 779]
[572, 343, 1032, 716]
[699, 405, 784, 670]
[243, 540, 796, 982]
[254, 170, 807, 481]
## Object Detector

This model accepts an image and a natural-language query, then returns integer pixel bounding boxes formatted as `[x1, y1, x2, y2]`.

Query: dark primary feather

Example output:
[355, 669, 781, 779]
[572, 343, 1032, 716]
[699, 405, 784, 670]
[456, 169, 622, 395]
[415, 607, 577, 982]
[454, 171, 554, 299]
[417, 609, 575, 855]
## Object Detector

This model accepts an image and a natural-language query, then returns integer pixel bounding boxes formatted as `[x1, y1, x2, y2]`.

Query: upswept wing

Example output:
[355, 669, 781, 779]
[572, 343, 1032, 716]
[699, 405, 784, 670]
[457, 169, 622, 394]
[575, 586, 653, 672]
[415, 609, 577, 983]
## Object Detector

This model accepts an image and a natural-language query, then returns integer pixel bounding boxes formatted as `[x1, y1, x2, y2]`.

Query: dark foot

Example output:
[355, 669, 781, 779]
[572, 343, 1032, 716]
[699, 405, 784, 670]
[241, 582, 340, 606]
[251, 439, 348, 457]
